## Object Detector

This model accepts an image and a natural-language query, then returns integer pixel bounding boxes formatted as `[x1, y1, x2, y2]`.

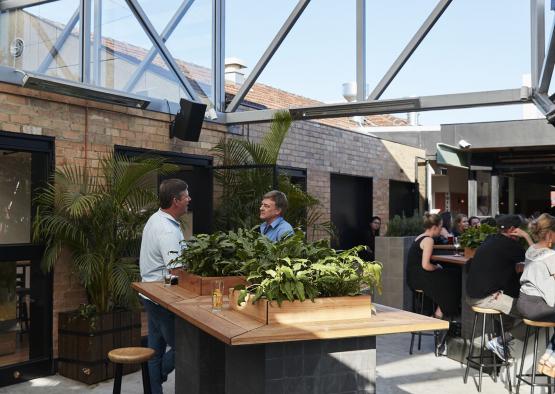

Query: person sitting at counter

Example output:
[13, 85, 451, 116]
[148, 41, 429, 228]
[451, 214, 469, 237]
[406, 212, 461, 320]
[259, 190, 293, 242]
[469, 216, 481, 228]
[517, 213, 555, 376]
[466, 214, 533, 361]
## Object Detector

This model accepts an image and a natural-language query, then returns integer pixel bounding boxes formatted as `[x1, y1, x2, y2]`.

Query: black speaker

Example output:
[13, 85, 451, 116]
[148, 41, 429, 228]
[169, 98, 207, 141]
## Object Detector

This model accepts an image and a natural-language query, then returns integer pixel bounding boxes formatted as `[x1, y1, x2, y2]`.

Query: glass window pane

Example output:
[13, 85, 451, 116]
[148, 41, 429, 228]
[0, 261, 30, 367]
[0, 151, 31, 245]
[163, 0, 213, 103]
[90, 0, 185, 102]
[0, 0, 80, 81]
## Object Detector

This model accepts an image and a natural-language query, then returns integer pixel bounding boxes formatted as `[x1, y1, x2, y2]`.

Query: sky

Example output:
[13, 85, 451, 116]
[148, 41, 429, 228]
[24, 0, 555, 125]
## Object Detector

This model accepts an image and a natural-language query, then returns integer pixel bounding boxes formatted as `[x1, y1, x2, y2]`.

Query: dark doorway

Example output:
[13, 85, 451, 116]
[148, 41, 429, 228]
[0, 131, 54, 387]
[115, 146, 213, 235]
[330, 174, 372, 250]
[389, 180, 418, 218]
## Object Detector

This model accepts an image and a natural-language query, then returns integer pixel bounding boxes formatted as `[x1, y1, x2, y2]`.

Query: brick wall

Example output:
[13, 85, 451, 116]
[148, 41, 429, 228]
[0, 82, 424, 355]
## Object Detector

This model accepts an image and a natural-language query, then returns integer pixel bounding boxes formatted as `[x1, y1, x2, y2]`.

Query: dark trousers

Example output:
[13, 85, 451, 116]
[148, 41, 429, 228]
[142, 298, 175, 394]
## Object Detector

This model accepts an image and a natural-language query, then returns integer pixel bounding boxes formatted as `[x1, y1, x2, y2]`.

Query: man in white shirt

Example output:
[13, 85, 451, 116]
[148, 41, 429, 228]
[139, 179, 190, 394]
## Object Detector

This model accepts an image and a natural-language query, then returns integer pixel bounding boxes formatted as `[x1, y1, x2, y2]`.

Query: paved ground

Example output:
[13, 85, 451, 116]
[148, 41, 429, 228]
[0, 333, 532, 394]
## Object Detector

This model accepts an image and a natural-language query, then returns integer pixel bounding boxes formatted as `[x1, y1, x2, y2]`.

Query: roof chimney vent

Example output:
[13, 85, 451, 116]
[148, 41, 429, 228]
[225, 57, 247, 84]
[342, 82, 357, 102]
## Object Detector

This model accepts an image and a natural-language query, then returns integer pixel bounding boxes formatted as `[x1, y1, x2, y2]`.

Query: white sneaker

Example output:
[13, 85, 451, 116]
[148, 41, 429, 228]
[486, 337, 512, 362]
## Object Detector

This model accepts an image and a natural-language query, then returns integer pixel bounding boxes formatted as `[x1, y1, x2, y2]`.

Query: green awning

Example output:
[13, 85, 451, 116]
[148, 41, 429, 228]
[436, 143, 469, 168]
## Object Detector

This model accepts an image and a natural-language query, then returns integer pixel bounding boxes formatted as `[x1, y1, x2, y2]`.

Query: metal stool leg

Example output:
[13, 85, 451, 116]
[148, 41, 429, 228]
[547, 327, 553, 394]
[498, 315, 512, 393]
[516, 325, 531, 394]
[141, 362, 152, 394]
[418, 292, 424, 350]
[531, 327, 540, 394]
[464, 312, 479, 384]
[113, 363, 123, 394]
[490, 315, 498, 383]
[478, 313, 487, 392]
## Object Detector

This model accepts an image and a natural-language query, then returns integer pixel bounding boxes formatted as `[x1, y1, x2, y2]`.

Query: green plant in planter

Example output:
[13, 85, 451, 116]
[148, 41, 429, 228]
[458, 223, 497, 249]
[385, 214, 422, 236]
[174, 228, 334, 277]
[236, 246, 383, 306]
[33, 154, 176, 315]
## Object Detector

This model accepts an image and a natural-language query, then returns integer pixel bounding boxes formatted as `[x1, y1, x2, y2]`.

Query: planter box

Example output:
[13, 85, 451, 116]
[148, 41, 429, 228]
[464, 247, 476, 258]
[229, 290, 372, 325]
[175, 271, 247, 296]
[58, 310, 141, 385]
[374, 236, 415, 310]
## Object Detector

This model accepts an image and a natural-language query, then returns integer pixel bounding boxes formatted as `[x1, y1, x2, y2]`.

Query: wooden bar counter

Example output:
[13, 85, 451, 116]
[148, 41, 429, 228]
[133, 282, 448, 394]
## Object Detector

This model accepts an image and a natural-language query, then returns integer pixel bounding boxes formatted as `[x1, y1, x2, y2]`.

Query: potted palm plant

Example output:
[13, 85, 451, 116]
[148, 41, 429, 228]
[33, 154, 175, 384]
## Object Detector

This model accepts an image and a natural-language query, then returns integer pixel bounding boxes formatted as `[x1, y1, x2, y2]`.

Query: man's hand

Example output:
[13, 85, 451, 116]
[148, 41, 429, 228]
[509, 228, 534, 246]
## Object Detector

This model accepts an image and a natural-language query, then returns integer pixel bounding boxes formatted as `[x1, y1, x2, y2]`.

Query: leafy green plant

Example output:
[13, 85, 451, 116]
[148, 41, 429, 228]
[212, 111, 333, 236]
[33, 154, 176, 314]
[175, 228, 334, 277]
[458, 223, 497, 248]
[385, 214, 422, 236]
[236, 246, 383, 306]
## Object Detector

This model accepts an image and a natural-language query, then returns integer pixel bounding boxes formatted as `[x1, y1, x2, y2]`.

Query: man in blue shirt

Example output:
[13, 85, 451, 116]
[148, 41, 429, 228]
[139, 179, 190, 394]
[259, 190, 293, 242]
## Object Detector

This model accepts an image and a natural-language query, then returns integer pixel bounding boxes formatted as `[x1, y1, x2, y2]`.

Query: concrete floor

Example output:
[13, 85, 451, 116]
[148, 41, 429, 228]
[0, 333, 539, 394]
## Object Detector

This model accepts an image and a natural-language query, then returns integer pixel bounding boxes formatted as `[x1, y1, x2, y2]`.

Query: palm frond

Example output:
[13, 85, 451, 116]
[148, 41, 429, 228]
[262, 110, 291, 163]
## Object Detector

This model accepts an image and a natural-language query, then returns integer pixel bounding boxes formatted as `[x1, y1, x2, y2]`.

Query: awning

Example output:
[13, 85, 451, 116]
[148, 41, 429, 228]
[436, 143, 469, 169]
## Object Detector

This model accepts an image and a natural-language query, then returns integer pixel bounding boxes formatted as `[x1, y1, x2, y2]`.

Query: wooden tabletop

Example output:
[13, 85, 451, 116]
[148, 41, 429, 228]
[431, 254, 469, 265]
[133, 282, 449, 346]
[433, 244, 456, 250]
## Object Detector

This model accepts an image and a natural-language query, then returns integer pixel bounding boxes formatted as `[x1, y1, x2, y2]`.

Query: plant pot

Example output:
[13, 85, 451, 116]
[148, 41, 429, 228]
[176, 271, 247, 296]
[464, 247, 476, 258]
[57, 309, 141, 385]
[229, 289, 372, 325]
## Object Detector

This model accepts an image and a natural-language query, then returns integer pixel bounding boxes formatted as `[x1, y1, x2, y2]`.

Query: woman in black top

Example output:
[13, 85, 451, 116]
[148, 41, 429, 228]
[407, 213, 462, 318]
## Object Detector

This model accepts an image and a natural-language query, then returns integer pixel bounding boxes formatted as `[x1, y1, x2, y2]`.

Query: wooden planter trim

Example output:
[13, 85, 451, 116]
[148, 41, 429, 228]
[229, 290, 372, 325]
[175, 271, 247, 296]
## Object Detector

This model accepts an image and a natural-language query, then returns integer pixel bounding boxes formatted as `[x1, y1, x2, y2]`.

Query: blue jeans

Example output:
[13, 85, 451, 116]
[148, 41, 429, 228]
[142, 298, 175, 394]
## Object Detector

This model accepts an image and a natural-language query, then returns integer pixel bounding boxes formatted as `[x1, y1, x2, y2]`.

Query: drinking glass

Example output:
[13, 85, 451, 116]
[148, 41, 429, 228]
[212, 280, 224, 312]
[453, 237, 461, 257]
[163, 267, 172, 287]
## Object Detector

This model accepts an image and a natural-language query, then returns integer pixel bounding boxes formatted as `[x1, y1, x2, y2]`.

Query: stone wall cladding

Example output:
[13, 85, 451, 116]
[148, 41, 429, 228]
[0, 83, 424, 354]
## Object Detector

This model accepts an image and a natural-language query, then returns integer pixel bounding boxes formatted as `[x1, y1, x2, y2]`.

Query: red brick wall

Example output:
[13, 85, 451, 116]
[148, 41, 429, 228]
[0, 82, 424, 355]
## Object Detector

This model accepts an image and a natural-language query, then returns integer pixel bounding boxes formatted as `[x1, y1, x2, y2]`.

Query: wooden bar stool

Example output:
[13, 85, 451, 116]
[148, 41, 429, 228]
[409, 289, 439, 355]
[516, 319, 555, 394]
[464, 306, 512, 393]
[108, 347, 155, 394]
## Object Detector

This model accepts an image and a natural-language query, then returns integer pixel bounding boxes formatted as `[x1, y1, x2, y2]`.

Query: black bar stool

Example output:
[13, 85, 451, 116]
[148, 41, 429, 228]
[409, 289, 439, 355]
[107, 347, 155, 394]
[516, 319, 555, 394]
[463, 305, 512, 393]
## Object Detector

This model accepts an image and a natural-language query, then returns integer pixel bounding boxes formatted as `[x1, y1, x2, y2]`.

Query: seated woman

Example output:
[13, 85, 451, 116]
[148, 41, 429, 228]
[451, 214, 469, 237]
[406, 212, 462, 319]
[434, 211, 453, 244]
[517, 213, 555, 376]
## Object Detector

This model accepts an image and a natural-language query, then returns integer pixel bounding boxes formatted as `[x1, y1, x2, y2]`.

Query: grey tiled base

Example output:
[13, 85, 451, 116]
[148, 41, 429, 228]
[175, 318, 376, 394]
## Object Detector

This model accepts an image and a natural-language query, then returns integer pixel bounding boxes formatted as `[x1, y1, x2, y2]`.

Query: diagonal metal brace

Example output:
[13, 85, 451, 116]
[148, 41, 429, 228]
[124, 0, 195, 93]
[225, 0, 311, 112]
[125, 0, 199, 101]
[367, 0, 452, 101]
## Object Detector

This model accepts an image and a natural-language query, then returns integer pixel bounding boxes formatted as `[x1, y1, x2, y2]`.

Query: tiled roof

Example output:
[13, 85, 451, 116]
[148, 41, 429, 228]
[39, 10, 407, 130]
[100, 39, 407, 129]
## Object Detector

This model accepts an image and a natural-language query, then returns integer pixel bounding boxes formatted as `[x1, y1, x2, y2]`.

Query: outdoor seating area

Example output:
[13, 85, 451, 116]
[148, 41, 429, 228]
[3, 1, 555, 393]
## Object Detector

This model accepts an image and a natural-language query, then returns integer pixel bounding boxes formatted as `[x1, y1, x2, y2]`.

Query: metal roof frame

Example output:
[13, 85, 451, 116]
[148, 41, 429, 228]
[0, 0, 553, 124]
